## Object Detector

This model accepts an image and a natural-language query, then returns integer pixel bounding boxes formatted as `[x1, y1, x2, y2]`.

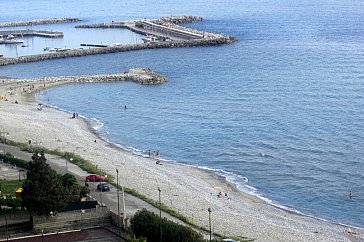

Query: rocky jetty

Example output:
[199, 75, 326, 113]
[0, 18, 81, 28]
[124, 68, 167, 84]
[159, 15, 203, 24]
[0, 68, 166, 85]
[0, 36, 236, 66]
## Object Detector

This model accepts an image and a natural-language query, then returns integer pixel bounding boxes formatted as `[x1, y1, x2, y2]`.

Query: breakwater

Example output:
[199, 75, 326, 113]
[159, 15, 203, 24]
[0, 68, 166, 86]
[0, 36, 236, 66]
[0, 18, 81, 28]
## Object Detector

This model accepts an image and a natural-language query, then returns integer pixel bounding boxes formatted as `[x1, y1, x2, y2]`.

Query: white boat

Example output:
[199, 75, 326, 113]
[0, 35, 24, 44]
[142, 35, 159, 43]
[44, 47, 69, 52]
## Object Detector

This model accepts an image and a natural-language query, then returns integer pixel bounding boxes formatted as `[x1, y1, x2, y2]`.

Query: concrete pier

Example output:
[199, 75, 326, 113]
[0, 30, 63, 38]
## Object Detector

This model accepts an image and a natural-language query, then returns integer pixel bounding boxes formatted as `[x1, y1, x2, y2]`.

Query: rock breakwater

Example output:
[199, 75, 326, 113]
[0, 18, 81, 28]
[159, 15, 203, 24]
[0, 68, 166, 86]
[0, 37, 236, 66]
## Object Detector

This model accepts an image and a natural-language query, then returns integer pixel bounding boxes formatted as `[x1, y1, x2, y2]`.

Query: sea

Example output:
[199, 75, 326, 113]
[1, 0, 363, 229]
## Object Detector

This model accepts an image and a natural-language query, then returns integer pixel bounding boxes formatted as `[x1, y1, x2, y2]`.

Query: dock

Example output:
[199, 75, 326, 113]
[81, 43, 108, 47]
[0, 30, 63, 38]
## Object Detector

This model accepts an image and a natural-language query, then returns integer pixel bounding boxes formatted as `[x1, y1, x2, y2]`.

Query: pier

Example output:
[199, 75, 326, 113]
[0, 30, 63, 38]
[81, 43, 108, 47]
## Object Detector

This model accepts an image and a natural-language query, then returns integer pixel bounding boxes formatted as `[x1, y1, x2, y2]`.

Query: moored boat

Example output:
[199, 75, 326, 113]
[0, 34, 24, 44]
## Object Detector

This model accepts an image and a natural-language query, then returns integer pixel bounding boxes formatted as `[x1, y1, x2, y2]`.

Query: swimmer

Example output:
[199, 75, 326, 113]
[349, 190, 352, 199]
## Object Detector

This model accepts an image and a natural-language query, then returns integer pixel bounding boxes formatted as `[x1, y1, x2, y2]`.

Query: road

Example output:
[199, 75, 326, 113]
[2, 144, 212, 239]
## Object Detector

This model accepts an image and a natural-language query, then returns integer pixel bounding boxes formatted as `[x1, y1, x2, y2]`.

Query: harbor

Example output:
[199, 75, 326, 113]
[0, 15, 236, 65]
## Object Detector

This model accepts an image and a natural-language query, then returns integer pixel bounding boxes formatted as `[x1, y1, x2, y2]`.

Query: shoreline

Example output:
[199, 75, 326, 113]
[0, 77, 363, 241]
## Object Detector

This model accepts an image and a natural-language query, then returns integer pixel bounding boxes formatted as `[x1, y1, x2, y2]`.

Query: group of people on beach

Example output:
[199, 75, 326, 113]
[217, 191, 230, 200]
[148, 150, 159, 158]
[70, 112, 79, 119]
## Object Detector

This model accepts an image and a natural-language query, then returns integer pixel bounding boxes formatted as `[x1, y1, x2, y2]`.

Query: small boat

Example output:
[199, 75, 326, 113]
[21, 44, 28, 47]
[110, 42, 122, 47]
[43, 47, 69, 52]
[142, 35, 159, 43]
[0, 35, 24, 44]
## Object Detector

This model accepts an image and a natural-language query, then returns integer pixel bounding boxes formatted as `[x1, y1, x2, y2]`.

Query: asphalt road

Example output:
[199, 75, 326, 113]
[2, 144, 210, 237]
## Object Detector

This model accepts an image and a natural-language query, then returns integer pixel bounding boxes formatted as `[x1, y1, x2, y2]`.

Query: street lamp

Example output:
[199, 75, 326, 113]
[116, 169, 121, 236]
[121, 180, 126, 228]
[0, 130, 9, 154]
[158, 187, 162, 242]
[208, 208, 212, 242]
[65, 153, 68, 172]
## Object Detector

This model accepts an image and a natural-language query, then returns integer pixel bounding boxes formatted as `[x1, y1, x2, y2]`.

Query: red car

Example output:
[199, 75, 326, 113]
[85, 174, 106, 182]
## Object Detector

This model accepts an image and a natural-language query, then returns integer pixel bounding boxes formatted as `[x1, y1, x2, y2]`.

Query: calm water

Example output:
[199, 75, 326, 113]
[1, 0, 363, 228]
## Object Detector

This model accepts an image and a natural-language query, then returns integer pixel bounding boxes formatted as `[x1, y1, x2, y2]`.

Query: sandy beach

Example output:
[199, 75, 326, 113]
[0, 77, 363, 242]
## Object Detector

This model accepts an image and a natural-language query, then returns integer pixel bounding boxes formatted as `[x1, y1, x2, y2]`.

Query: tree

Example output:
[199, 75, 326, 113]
[130, 209, 204, 242]
[60, 173, 81, 202]
[22, 152, 69, 215]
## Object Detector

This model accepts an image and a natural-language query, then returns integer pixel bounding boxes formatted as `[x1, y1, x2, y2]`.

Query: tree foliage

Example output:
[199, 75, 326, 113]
[60, 173, 81, 202]
[21, 152, 70, 215]
[130, 209, 204, 242]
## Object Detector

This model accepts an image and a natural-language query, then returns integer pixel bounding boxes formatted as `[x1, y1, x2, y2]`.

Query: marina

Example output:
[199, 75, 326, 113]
[0, 16, 236, 65]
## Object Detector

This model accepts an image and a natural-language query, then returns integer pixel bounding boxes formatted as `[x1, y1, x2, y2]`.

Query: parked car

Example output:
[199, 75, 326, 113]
[97, 182, 110, 192]
[85, 174, 106, 182]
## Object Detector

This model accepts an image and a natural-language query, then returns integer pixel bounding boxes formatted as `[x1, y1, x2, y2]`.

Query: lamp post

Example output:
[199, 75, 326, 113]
[208, 208, 212, 242]
[65, 153, 68, 172]
[0, 130, 9, 154]
[116, 169, 121, 236]
[158, 187, 162, 242]
[121, 182, 126, 228]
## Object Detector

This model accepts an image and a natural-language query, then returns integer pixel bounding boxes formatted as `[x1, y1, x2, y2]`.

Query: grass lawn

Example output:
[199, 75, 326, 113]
[0, 179, 24, 196]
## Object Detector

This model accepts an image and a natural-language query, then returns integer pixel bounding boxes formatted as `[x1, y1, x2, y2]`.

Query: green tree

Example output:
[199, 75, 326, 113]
[131, 209, 204, 242]
[22, 152, 69, 215]
[60, 173, 81, 202]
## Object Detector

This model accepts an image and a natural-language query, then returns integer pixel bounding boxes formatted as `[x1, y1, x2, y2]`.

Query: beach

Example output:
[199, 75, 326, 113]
[0, 77, 362, 242]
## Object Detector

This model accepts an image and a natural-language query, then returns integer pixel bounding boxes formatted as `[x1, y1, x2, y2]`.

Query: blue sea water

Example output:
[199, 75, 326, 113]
[1, 0, 363, 228]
